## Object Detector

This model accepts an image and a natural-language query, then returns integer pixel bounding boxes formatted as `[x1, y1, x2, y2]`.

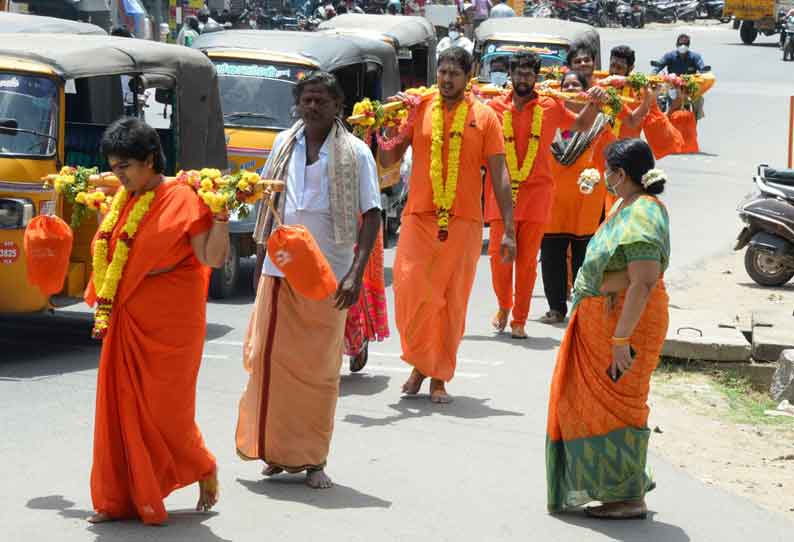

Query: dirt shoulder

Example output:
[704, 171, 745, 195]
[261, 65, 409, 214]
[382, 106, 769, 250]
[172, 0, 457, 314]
[651, 250, 794, 517]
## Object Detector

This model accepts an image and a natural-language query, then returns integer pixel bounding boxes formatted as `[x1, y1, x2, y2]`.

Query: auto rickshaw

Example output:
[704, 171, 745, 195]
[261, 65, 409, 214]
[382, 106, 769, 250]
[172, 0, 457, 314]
[474, 18, 601, 83]
[0, 12, 107, 35]
[0, 34, 226, 313]
[193, 29, 401, 296]
[317, 13, 438, 87]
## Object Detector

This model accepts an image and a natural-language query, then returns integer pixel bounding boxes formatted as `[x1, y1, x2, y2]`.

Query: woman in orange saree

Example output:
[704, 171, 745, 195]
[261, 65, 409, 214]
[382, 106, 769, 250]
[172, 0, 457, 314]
[85, 118, 229, 525]
[546, 139, 670, 520]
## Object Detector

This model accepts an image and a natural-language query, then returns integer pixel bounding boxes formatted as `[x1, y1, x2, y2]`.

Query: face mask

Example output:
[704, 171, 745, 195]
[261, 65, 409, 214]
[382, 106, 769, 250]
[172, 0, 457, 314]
[449, 31, 459, 40]
[677, 44, 689, 55]
[490, 71, 508, 87]
[605, 170, 625, 195]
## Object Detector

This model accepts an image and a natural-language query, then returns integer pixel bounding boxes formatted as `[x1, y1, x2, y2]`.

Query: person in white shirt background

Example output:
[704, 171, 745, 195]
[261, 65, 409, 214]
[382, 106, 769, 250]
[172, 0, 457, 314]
[437, 20, 474, 56]
[489, 0, 516, 17]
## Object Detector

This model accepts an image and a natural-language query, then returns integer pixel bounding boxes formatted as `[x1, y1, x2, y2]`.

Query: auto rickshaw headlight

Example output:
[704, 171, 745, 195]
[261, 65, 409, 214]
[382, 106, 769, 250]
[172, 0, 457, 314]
[0, 198, 34, 229]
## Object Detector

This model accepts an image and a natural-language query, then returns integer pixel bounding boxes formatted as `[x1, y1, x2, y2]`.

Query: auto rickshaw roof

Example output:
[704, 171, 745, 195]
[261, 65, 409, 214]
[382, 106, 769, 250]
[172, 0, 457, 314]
[317, 14, 437, 49]
[475, 18, 598, 46]
[0, 34, 216, 80]
[194, 30, 400, 97]
[0, 12, 107, 35]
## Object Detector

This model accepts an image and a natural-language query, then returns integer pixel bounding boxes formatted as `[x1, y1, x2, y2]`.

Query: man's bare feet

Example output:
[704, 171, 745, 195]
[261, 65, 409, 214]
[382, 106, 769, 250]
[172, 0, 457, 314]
[305, 468, 333, 489]
[196, 472, 219, 512]
[585, 499, 647, 519]
[87, 513, 114, 524]
[491, 308, 509, 332]
[429, 379, 451, 404]
[262, 464, 284, 477]
[511, 324, 528, 339]
[401, 368, 426, 395]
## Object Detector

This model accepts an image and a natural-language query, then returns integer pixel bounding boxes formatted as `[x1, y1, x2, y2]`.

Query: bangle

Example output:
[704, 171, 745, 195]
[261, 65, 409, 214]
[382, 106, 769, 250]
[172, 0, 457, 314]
[213, 218, 229, 224]
[611, 336, 631, 346]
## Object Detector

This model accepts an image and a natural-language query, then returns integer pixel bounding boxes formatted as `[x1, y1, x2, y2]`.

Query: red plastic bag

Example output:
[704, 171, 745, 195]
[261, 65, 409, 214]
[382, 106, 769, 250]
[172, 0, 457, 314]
[644, 104, 684, 159]
[267, 224, 337, 301]
[669, 110, 699, 154]
[24, 215, 73, 296]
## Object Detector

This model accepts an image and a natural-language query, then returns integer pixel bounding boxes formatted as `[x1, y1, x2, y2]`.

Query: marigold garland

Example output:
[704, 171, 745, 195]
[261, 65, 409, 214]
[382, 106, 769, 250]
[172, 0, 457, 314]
[611, 86, 632, 137]
[430, 93, 469, 241]
[91, 188, 155, 340]
[504, 104, 543, 204]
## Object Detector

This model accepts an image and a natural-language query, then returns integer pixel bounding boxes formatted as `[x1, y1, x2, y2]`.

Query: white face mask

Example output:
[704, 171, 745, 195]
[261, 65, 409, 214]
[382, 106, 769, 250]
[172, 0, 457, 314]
[449, 31, 460, 40]
[490, 71, 508, 87]
[605, 169, 625, 195]
[677, 44, 689, 55]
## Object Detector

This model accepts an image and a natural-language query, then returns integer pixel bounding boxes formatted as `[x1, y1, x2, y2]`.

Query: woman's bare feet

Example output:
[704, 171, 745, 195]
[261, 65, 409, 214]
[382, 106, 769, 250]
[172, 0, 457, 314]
[305, 468, 333, 489]
[262, 464, 284, 477]
[196, 472, 219, 512]
[491, 308, 509, 332]
[87, 512, 115, 524]
[401, 368, 426, 395]
[429, 379, 451, 404]
[585, 498, 647, 519]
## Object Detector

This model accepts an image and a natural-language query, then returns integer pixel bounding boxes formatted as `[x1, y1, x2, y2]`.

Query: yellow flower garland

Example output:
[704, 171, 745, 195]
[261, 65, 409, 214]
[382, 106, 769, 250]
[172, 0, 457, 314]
[430, 93, 469, 240]
[611, 86, 632, 137]
[91, 187, 156, 339]
[504, 104, 543, 204]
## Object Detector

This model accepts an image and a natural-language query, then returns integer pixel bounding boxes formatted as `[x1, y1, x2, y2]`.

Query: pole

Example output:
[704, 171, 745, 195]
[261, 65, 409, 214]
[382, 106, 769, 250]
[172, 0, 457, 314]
[789, 96, 794, 169]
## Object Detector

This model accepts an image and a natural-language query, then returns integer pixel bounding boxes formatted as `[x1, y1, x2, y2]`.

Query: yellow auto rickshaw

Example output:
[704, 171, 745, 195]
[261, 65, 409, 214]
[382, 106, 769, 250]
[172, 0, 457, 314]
[0, 34, 226, 313]
[192, 29, 401, 294]
[318, 13, 438, 88]
[474, 18, 601, 83]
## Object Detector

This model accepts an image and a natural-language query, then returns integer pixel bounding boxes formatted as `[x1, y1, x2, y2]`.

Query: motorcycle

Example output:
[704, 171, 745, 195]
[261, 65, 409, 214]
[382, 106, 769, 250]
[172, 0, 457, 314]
[649, 60, 711, 112]
[697, 0, 727, 20]
[676, 0, 699, 21]
[631, 0, 646, 27]
[644, 0, 678, 23]
[616, 0, 633, 26]
[736, 165, 794, 287]
[561, 0, 609, 27]
[782, 15, 794, 61]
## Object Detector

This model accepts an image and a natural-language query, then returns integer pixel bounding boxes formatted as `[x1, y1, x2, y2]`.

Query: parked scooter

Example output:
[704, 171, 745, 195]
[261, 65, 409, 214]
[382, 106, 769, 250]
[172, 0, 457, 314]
[561, 0, 609, 27]
[676, 0, 699, 21]
[631, 0, 646, 27]
[697, 0, 727, 20]
[736, 165, 794, 286]
[645, 0, 678, 23]
[616, 0, 633, 26]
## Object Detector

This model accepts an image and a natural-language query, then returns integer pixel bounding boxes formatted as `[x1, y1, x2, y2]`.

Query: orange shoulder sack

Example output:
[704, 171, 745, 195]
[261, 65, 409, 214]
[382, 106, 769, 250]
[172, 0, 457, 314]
[267, 224, 337, 301]
[24, 215, 73, 296]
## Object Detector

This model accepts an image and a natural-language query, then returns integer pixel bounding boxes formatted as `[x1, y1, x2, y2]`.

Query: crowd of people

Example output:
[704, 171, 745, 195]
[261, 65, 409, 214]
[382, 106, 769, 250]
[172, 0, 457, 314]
[79, 23, 710, 527]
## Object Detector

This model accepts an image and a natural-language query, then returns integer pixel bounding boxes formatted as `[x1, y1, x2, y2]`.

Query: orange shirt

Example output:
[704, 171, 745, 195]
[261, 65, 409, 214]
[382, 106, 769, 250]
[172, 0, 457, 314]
[484, 93, 577, 223]
[616, 104, 643, 140]
[403, 94, 504, 222]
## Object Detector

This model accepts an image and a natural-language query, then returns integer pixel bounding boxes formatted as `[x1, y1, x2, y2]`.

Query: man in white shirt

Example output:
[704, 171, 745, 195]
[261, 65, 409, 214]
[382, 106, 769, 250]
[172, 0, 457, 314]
[437, 21, 474, 56]
[238, 71, 381, 490]
[490, 0, 516, 17]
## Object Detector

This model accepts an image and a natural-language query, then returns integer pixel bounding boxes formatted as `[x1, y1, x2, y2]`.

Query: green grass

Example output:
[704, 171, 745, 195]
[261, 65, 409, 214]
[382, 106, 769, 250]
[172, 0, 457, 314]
[653, 358, 794, 428]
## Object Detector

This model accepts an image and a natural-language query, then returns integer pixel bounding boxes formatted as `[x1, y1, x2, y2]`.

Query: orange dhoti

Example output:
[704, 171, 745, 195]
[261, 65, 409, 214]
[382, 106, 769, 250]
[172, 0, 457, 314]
[489, 219, 545, 326]
[236, 276, 346, 470]
[394, 213, 482, 382]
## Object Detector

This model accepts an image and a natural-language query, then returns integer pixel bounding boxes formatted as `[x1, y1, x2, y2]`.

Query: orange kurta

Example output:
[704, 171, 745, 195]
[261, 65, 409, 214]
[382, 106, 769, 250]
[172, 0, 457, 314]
[670, 110, 699, 154]
[395, 94, 503, 381]
[88, 181, 215, 525]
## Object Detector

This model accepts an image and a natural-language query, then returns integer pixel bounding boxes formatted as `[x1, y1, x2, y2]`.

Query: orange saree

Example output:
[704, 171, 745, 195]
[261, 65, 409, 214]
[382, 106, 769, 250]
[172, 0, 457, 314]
[87, 181, 215, 525]
[546, 196, 670, 512]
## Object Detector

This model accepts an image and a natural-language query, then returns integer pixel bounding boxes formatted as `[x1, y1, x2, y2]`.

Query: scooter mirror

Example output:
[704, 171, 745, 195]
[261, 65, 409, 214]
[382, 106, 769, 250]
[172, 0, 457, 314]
[650, 60, 662, 68]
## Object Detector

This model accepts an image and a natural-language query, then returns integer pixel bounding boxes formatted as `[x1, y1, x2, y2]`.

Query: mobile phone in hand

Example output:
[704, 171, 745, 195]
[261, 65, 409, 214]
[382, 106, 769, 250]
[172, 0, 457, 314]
[607, 346, 636, 383]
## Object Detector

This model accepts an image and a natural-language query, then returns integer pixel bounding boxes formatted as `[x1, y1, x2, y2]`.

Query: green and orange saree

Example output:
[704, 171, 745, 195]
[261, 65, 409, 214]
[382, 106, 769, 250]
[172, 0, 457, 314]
[546, 195, 670, 513]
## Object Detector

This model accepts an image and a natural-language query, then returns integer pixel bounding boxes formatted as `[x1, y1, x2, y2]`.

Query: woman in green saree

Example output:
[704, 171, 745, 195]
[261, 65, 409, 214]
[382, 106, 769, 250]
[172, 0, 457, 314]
[546, 138, 671, 519]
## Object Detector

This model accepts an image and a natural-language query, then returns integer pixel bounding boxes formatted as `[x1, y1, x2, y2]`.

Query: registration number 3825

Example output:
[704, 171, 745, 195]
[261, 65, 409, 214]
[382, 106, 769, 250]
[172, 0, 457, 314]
[0, 241, 19, 264]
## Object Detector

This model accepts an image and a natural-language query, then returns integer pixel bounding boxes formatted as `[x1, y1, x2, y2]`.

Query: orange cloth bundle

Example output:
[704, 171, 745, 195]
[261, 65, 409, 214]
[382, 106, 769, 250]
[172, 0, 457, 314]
[669, 110, 699, 154]
[267, 225, 337, 301]
[24, 215, 73, 296]
[643, 105, 684, 160]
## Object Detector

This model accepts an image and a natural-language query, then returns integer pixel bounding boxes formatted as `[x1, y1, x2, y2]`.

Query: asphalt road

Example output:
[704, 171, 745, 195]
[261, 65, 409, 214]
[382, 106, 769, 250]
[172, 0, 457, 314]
[2, 23, 793, 542]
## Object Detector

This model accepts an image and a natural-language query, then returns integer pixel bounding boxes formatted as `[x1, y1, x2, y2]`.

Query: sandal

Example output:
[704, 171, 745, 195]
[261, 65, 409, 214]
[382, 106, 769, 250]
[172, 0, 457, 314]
[349, 344, 369, 373]
[491, 308, 510, 332]
[539, 310, 565, 324]
[401, 368, 426, 395]
[585, 500, 647, 520]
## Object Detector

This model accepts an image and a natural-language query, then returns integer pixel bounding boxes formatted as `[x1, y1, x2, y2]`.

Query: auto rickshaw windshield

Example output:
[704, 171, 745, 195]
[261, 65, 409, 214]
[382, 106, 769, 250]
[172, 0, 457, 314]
[479, 49, 567, 81]
[0, 72, 57, 157]
[214, 59, 302, 130]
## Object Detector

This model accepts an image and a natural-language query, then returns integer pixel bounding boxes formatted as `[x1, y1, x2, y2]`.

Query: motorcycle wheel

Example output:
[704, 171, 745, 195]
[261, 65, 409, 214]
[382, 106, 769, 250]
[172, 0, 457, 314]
[744, 246, 794, 287]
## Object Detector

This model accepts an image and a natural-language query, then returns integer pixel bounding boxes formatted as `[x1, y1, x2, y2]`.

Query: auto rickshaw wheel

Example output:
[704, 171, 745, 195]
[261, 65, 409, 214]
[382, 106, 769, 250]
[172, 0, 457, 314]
[210, 237, 240, 299]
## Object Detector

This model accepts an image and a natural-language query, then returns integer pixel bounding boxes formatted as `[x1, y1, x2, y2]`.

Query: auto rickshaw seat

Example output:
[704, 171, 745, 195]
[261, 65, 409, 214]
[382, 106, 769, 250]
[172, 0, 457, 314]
[65, 122, 107, 169]
[764, 168, 794, 185]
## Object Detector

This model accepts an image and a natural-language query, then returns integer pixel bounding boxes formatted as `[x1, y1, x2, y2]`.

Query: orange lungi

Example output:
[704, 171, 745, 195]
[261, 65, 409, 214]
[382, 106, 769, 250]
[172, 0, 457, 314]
[394, 214, 482, 382]
[237, 276, 346, 471]
[489, 219, 545, 326]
